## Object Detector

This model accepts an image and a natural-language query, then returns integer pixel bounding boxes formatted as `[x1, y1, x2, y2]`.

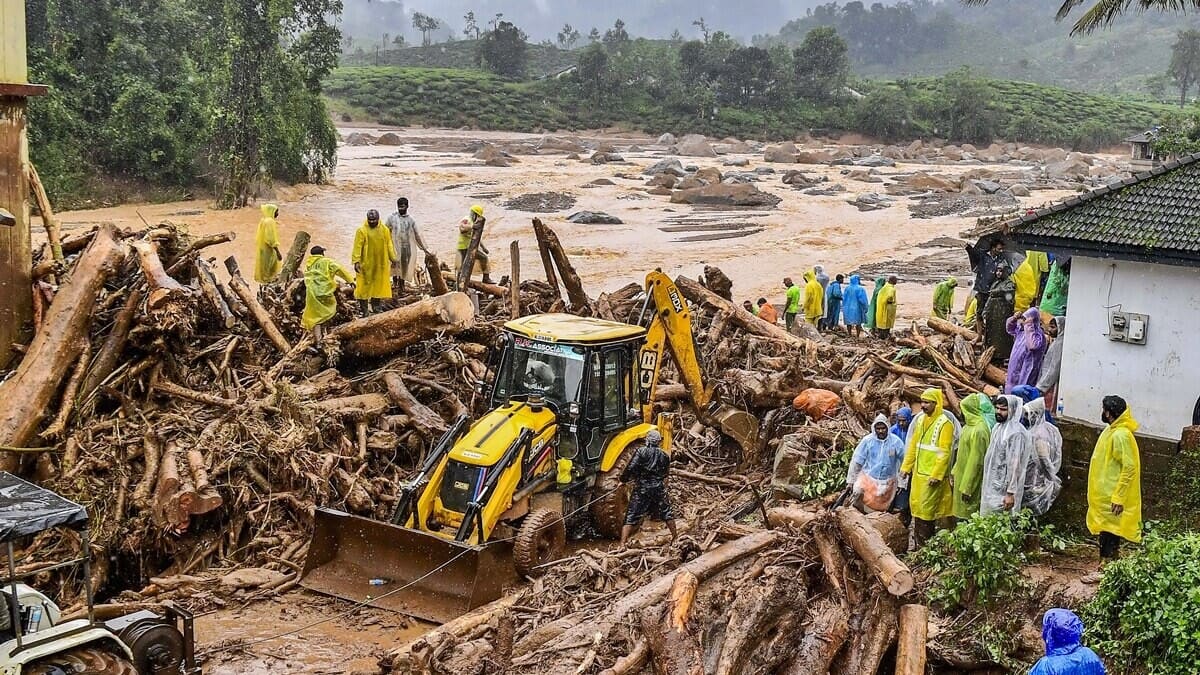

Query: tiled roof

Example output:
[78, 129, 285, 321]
[1010, 152, 1200, 266]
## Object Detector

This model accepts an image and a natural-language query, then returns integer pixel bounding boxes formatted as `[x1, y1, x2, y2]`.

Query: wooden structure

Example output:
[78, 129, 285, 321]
[1125, 129, 1159, 169]
[0, 0, 48, 369]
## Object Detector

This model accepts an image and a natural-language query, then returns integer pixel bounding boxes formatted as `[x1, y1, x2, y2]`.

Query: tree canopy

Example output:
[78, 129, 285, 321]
[478, 21, 529, 78]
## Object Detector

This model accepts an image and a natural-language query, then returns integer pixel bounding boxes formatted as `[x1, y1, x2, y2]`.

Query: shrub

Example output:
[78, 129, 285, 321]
[854, 88, 914, 141]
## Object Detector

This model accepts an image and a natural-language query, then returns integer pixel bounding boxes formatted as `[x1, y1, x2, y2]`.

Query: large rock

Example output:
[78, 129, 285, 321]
[343, 132, 376, 146]
[723, 157, 750, 167]
[722, 172, 760, 184]
[695, 167, 723, 185]
[647, 173, 678, 188]
[846, 193, 893, 211]
[567, 211, 623, 225]
[853, 155, 895, 168]
[657, 132, 677, 145]
[782, 170, 819, 187]
[941, 145, 964, 161]
[673, 134, 717, 157]
[643, 158, 686, 177]
[474, 143, 514, 162]
[764, 142, 799, 163]
[376, 132, 403, 145]
[1008, 183, 1031, 197]
[795, 150, 834, 165]
[972, 179, 1004, 194]
[537, 135, 585, 153]
[670, 183, 783, 208]
[896, 172, 958, 192]
[675, 175, 707, 190]
[1046, 159, 1090, 179]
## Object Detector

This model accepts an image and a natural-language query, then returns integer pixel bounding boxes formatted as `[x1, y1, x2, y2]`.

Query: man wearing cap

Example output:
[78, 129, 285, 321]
[302, 246, 353, 340]
[619, 429, 677, 545]
[387, 197, 429, 295]
[457, 204, 494, 285]
[900, 389, 956, 548]
[352, 209, 396, 316]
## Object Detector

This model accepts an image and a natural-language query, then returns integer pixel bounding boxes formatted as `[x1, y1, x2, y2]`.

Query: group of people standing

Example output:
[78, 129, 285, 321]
[746, 269, 900, 339]
[845, 388, 1142, 564]
[253, 198, 491, 339]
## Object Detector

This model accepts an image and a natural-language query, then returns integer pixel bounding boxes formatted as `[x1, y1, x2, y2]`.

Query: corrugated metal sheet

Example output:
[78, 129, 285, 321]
[0, 0, 28, 85]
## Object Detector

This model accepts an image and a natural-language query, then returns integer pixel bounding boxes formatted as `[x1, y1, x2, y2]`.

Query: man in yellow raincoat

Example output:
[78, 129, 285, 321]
[352, 209, 397, 316]
[255, 203, 283, 283]
[1086, 395, 1141, 565]
[900, 388, 955, 548]
[803, 271, 824, 325]
[875, 275, 898, 338]
[302, 246, 353, 339]
[457, 204, 493, 285]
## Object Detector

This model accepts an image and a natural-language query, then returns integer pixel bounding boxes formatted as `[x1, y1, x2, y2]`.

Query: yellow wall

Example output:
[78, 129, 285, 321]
[0, 0, 28, 84]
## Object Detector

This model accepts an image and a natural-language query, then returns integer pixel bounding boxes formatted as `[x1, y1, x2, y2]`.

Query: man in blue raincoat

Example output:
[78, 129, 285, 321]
[1030, 609, 1105, 674]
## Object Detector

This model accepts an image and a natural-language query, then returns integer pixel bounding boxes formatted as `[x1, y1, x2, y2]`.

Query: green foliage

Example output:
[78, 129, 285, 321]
[1082, 531, 1200, 674]
[1170, 30, 1200, 107]
[931, 67, 1000, 144]
[577, 45, 613, 104]
[792, 447, 851, 501]
[913, 511, 1066, 610]
[477, 21, 529, 78]
[854, 88, 916, 141]
[792, 27, 850, 103]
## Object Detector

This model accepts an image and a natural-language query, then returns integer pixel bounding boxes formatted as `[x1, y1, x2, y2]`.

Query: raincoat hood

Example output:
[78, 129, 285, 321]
[920, 388, 945, 421]
[873, 414, 890, 433]
[1052, 315, 1066, 334]
[980, 395, 997, 429]
[1042, 609, 1084, 656]
[804, 271, 814, 282]
[874, 277, 886, 290]
[1108, 406, 1139, 434]
[1023, 306, 1042, 323]
[260, 203, 278, 219]
[896, 407, 913, 423]
[849, 275, 861, 286]
[1012, 384, 1041, 404]
[946, 276, 957, 287]
[961, 393, 985, 427]
[1025, 397, 1047, 428]
[994, 395, 1025, 442]
[814, 265, 825, 275]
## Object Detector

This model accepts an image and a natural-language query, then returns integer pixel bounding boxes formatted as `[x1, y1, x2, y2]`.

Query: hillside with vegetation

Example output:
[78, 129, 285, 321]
[340, 39, 579, 79]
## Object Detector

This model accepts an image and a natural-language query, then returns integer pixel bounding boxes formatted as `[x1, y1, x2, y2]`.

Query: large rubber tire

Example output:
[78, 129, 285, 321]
[513, 508, 566, 578]
[24, 646, 138, 675]
[590, 444, 639, 540]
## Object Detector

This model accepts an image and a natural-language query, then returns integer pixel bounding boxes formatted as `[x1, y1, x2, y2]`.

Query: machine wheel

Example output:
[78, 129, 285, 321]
[590, 444, 639, 539]
[24, 646, 138, 675]
[513, 509, 566, 578]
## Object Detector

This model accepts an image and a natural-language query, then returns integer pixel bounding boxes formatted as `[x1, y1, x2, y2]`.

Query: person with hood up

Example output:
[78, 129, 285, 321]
[842, 275, 870, 337]
[874, 276, 898, 338]
[951, 393, 992, 519]
[783, 277, 801, 330]
[979, 394, 998, 429]
[1037, 317, 1067, 416]
[890, 407, 913, 444]
[1014, 250, 1051, 314]
[1030, 609, 1106, 675]
[890, 405, 915, 524]
[1024, 397, 1063, 517]
[900, 389, 956, 547]
[254, 203, 283, 283]
[1006, 307, 1048, 393]
[457, 204, 494, 285]
[814, 264, 830, 290]
[803, 270, 824, 326]
[847, 415, 906, 512]
[980, 394, 1034, 515]
[301, 246, 353, 339]
[352, 209, 397, 316]
[1086, 395, 1141, 562]
[822, 274, 844, 331]
[865, 276, 885, 333]
[387, 197, 429, 295]
[932, 276, 957, 320]
[1040, 259, 1070, 317]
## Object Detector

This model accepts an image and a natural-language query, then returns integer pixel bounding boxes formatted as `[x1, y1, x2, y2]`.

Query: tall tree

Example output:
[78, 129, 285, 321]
[477, 20, 528, 78]
[557, 23, 580, 49]
[412, 12, 440, 47]
[588, 27, 601, 43]
[692, 17, 711, 43]
[577, 44, 612, 103]
[1169, 29, 1200, 107]
[792, 26, 849, 102]
[603, 19, 630, 47]
[464, 11, 479, 40]
[718, 46, 776, 107]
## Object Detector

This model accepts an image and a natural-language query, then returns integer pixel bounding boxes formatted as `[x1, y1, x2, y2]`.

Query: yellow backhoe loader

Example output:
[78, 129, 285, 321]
[301, 271, 758, 623]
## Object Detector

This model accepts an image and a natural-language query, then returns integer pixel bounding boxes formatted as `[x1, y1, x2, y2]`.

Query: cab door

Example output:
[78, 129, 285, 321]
[582, 345, 634, 463]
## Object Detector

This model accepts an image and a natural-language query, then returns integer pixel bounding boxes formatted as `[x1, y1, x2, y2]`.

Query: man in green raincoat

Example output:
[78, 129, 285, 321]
[932, 276, 957, 320]
[302, 246, 353, 339]
[865, 276, 885, 333]
[951, 392, 991, 519]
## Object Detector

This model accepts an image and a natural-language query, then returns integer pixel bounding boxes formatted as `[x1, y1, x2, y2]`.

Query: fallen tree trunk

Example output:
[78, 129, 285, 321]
[164, 231, 236, 276]
[778, 599, 851, 675]
[509, 240, 521, 320]
[27, 163, 64, 263]
[833, 507, 913, 596]
[896, 604, 929, 675]
[456, 220, 485, 291]
[714, 566, 806, 675]
[0, 224, 126, 470]
[195, 258, 237, 330]
[927, 316, 978, 342]
[425, 251, 449, 296]
[331, 292, 474, 358]
[308, 393, 389, 419]
[721, 368, 811, 408]
[131, 240, 187, 310]
[278, 230, 311, 283]
[642, 571, 703, 675]
[532, 218, 588, 310]
[383, 372, 447, 435]
[39, 338, 91, 439]
[534, 225, 562, 302]
[224, 256, 292, 354]
[675, 275, 821, 345]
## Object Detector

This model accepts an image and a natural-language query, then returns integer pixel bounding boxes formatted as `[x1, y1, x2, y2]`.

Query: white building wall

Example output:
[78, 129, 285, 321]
[1058, 257, 1200, 440]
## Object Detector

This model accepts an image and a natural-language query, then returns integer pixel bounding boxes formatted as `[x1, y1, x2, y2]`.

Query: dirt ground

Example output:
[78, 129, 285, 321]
[47, 126, 1081, 321]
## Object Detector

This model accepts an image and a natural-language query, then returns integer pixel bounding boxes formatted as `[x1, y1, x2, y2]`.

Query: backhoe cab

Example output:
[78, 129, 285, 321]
[301, 272, 758, 623]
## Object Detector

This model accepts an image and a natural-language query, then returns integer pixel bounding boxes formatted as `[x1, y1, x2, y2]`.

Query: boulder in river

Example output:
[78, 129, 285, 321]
[670, 183, 783, 208]
[764, 142, 799, 163]
[343, 132, 377, 146]
[643, 158, 686, 176]
[567, 211, 624, 225]
[673, 134, 717, 157]
[376, 132, 404, 146]
[657, 132, 677, 145]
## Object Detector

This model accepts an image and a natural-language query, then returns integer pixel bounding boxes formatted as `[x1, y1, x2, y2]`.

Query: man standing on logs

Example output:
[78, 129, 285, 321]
[387, 197, 429, 296]
[619, 430, 678, 546]
[979, 394, 1033, 516]
[254, 203, 283, 283]
[875, 276, 898, 339]
[302, 246, 353, 340]
[352, 209, 397, 316]
[846, 415, 906, 512]
[900, 389, 955, 548]
[458, 204, 494, 285]
[783, 277, 801, 330]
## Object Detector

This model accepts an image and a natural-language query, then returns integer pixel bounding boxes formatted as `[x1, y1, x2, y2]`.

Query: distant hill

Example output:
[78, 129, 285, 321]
[340, 40, 579, 79]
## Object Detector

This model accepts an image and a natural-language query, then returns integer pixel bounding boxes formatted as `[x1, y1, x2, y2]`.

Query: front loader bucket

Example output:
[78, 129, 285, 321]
[301, 508, 513, 624]
[705, 404, 761, 458]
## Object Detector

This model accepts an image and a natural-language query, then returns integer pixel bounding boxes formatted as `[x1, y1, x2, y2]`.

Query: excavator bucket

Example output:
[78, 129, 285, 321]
[705, 403, 760, 458]
[301, 508, 513, 624]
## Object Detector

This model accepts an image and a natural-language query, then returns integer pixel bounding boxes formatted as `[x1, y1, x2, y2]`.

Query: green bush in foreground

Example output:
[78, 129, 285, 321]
[1082, 531, 1200, 675]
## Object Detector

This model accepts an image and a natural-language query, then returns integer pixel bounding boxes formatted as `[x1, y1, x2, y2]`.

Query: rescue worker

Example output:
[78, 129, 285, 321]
[1024, 397, 1063, 517]
[743, 299, 758, 316]
[814, 264, 830, 290]
[757, 297, 778, 325]
[865, 276, 885, 334]
[1006, 307, 1048, 393]
[822, 274, 844, 332]
[457, 204, 494, 285]
[983, 267, 1017, 359]
[1030, 609, 1106, 675]
[932, 276, 957, 320]
[387, 197, 429, 295]
[971, 237, 1011, 323]
[1014, 250, 1050, 314]
[301, 246, 353, 340]
[875, 275, 898, 339]
[980, 394, 1033, 515]
[619, 429, 677, 545]
[846, 415, 906, 512]
[352, 209, 397, 316]
[890, 407, 913, 443]
[964, 294, 978, 330]
[1037, 317, 1066, 417]
[890, 405, 914, 525]
[783, 277, 801, 330]
[1040, 259, 1070, 318]
[951, 392, 992, 519]
[900, 389, 955, 548]
[842, 275, 869, 338]
[1086, 395, 1141, 562]
[254, 203, 283, 283]
[803, 270, 824, 326]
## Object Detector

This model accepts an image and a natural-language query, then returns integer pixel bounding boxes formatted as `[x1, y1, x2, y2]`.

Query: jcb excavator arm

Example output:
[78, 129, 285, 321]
[636, 271, 759, 454]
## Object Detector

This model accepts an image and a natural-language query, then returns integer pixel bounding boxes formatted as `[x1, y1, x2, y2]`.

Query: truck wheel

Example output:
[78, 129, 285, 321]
[590, 444, 638, 539]
[513, 508, 565, 578]
[24, 646, 138, 675]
